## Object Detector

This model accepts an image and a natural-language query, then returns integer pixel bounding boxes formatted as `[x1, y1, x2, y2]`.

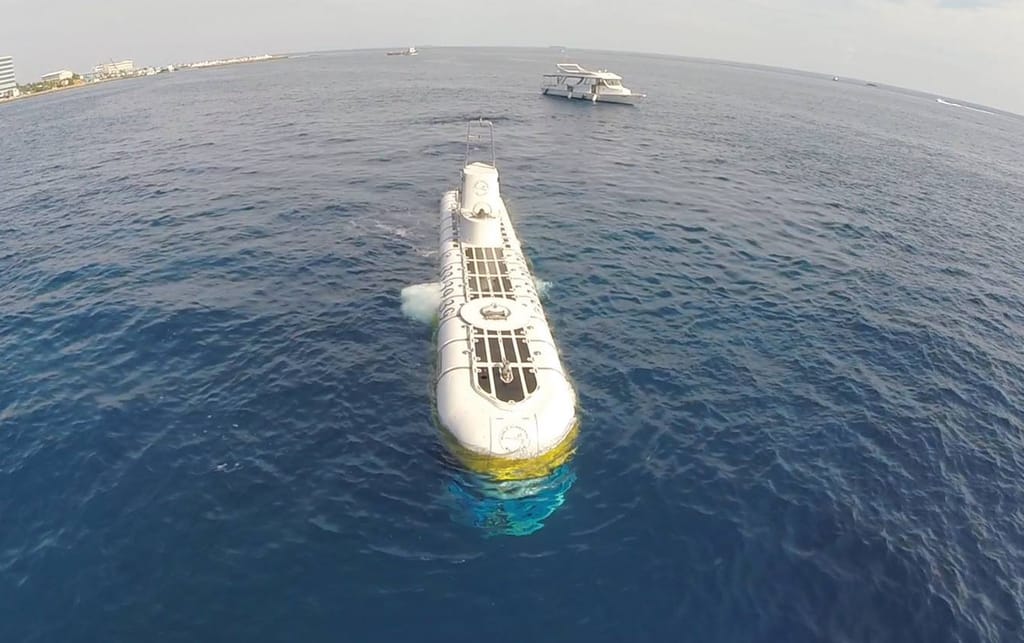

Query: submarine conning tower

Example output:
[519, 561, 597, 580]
[458, 161, 504, 247]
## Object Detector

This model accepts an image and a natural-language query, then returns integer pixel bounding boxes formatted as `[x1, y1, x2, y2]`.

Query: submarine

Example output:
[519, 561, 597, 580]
[434, 120, 578, 481]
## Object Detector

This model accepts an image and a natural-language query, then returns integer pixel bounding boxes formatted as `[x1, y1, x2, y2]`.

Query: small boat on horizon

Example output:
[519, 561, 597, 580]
[540, 63, 645, 105]
[386, 47, 418, 56]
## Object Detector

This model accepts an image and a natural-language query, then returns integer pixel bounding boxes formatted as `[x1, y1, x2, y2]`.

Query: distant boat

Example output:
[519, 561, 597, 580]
[865, 82, 878, 87]
[832, 76, 839, 81]
[387, 47, 418, 56]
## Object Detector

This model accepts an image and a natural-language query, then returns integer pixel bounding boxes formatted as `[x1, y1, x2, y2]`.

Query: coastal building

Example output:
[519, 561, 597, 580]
[92, 59, 134, 77]
[0, 55, 17, 98]
[42, 69, 74, 84]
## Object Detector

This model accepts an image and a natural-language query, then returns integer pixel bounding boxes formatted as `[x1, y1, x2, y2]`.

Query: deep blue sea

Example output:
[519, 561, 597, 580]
[3, 47, 1024, 643]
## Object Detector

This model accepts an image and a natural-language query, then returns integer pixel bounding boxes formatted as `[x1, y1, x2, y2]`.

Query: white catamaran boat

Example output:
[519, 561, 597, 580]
[541, 63, 645, 104]
[435, 121, 578, 480]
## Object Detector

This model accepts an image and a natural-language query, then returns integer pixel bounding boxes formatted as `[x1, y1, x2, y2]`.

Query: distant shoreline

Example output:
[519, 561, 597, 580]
[0, 78, 118, 105]
[0, 55, 288, 107]
[181, 54, 289, 70]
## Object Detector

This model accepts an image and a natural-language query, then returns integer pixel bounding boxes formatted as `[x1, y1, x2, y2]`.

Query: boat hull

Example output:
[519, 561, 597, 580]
[435, 167, 577, 480]
[540, 87, 644, 105]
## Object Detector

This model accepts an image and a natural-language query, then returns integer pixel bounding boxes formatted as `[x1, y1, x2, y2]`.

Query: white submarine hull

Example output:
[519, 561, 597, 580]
[435, 128, 577, 480]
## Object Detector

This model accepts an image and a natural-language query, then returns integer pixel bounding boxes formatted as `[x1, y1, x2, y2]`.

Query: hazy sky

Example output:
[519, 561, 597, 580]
[3, 0, 1022, 113]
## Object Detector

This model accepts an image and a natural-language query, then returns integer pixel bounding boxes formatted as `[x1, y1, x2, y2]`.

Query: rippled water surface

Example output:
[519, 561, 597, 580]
[3, 48, 1024, 642]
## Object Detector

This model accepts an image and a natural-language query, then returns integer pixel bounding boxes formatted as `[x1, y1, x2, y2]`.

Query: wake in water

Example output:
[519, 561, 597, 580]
[533, 278, 552, 299]
[936, 98, 995, 115]
[400, 282, 442, 324]
[400, 279, 552, 324]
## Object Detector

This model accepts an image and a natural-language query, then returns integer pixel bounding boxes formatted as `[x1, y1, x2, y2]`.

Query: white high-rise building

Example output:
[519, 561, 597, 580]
[0, 56, 18, 98]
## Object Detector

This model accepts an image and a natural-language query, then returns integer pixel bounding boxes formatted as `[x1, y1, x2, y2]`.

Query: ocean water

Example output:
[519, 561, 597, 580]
[2, 47, 1024, 642]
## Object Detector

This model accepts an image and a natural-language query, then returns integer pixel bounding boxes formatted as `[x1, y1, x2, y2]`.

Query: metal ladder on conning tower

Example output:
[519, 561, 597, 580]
[464, 118, 496, 168]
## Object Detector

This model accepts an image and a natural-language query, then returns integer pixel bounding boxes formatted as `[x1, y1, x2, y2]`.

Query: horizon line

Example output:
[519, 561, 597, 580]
[278, 44, 1020, 117]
